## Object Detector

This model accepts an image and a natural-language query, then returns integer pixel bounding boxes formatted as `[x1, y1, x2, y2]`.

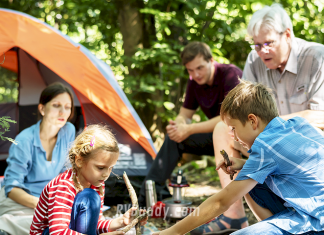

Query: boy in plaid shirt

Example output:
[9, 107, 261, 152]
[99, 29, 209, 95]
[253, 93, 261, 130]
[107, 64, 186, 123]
[154, 80, 324, 235]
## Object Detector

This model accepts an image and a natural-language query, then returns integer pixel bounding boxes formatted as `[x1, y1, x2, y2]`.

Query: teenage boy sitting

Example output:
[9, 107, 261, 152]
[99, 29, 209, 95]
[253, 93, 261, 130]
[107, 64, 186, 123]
[153, 80, 324, 235]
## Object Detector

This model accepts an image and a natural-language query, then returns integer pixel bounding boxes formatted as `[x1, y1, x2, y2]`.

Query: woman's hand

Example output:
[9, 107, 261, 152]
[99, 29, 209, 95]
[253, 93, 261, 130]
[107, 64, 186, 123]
[216, 157, 246, 174]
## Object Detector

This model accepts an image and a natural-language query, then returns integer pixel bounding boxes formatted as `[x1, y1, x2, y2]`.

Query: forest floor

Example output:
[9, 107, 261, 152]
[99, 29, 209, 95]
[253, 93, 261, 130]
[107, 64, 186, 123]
[104, 156, 258, 234]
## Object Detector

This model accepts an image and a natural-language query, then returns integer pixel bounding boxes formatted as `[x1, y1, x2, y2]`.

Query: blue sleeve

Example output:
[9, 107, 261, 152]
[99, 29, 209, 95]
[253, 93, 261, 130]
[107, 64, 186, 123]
[67, 122, 76, 143]
[60, 122, 75, 173]
[4, 136, 33, 197]
[235, 144, 277, 184]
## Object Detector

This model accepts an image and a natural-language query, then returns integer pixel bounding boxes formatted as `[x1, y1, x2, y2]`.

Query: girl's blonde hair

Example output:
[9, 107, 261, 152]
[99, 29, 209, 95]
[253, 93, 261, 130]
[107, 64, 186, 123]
[68, 124, 119, 195]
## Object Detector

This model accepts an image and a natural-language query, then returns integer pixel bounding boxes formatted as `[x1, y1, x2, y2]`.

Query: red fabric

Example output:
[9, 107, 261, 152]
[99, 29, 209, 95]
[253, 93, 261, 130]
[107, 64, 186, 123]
[29, 169, 111, 235]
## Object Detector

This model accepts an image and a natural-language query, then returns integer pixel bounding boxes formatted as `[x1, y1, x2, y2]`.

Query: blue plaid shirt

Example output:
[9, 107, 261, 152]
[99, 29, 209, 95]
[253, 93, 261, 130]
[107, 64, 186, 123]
[236, 117, 324, 234]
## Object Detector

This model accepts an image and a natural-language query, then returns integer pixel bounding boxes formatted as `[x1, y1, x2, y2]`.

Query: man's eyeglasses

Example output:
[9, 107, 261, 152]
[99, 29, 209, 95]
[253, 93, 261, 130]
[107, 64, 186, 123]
[250, 41, 276, 52]
[251, 32, 284, 52]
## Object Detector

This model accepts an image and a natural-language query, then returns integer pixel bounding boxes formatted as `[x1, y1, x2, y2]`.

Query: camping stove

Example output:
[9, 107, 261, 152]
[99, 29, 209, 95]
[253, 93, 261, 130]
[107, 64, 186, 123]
[164, 170, 192, 219]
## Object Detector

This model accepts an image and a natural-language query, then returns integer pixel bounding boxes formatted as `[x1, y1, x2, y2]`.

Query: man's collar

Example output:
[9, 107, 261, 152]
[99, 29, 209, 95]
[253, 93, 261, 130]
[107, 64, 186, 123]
[265, 39, 298, 74]
[284, 39, 298, 74]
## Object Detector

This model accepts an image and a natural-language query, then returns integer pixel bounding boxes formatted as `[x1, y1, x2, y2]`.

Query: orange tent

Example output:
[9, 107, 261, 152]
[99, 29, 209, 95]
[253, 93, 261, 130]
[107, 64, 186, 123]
[0, 8, 156, 176]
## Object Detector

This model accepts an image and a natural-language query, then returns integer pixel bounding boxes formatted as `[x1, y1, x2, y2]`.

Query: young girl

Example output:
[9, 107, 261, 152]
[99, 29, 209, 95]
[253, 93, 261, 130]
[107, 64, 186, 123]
[30, 124, 146, 235]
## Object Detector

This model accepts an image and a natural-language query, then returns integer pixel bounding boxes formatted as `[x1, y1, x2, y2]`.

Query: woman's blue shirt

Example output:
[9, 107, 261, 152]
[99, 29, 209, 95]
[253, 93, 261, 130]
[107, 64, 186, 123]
[3, 120, 75, 197]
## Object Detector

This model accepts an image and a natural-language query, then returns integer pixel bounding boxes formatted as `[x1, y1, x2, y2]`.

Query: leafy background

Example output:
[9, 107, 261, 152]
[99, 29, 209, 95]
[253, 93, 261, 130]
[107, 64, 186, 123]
[0, 0, 323, 148]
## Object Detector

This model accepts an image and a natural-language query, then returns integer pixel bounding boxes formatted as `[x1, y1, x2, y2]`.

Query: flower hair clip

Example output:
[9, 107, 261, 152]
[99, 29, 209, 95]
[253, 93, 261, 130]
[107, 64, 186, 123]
[90, 135, 96, 147]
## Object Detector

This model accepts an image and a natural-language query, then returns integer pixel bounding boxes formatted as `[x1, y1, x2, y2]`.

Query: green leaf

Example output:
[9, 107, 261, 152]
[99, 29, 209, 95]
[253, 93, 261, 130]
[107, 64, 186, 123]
[163, 101, 175, 110]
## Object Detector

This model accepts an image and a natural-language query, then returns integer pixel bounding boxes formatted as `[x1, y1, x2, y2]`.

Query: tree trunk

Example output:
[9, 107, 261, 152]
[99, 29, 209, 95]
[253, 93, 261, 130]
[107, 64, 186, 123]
[117, 0, 143, 74]
[116, 0, 165, 141]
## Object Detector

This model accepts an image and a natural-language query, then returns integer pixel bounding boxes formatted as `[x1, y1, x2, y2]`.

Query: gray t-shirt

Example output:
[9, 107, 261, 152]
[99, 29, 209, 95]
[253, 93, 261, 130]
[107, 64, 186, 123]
[243, 37, 324, 115]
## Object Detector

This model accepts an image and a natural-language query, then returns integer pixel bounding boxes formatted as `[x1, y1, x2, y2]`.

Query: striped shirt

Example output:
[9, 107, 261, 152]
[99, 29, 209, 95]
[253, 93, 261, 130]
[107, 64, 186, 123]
[243, 37, 324, 115]
[30, 169, 111, 235]
[236, 117, 324, 233]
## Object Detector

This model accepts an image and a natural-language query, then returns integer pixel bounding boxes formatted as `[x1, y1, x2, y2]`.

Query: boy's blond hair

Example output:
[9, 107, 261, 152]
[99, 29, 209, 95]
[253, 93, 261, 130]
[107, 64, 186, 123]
[68, 124, 119, 196]
[220, 80, 279, 125]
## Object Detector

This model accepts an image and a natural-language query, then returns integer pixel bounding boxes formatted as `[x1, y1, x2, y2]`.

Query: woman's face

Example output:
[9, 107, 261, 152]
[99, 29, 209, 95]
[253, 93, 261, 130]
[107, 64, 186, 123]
[39, 92, 72, 128]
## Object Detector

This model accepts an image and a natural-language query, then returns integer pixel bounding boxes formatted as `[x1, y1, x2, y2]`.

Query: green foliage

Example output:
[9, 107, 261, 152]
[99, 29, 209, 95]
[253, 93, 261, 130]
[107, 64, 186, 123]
[190, 161, 200, 170]
[0, 116, 17, 144]
[0, 60, 18, 145]
[0, 0, 323, 139]
[0, 67, 18, 104]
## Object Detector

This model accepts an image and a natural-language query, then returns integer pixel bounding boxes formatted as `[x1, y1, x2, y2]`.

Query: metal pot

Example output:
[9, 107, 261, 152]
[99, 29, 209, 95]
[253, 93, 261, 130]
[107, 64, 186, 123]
[164, 199, 192, 219]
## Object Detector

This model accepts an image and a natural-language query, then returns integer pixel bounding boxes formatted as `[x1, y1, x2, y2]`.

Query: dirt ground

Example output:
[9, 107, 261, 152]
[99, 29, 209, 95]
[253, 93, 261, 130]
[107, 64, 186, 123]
[105, 197, 257, 234]
[104, 156, 258, 234]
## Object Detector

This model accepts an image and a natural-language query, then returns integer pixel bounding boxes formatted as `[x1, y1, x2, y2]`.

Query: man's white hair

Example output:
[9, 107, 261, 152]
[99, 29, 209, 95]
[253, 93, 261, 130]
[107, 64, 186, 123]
[247, 4, 294, 38]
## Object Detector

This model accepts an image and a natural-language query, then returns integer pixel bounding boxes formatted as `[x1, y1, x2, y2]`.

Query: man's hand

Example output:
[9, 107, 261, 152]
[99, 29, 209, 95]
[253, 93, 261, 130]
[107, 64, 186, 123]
[216, 157, 246, 175]
[166, 120, 191, 143]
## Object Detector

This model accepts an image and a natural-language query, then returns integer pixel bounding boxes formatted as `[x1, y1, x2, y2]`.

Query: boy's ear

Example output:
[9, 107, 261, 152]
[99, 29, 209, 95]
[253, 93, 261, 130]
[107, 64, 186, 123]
[248, 114, 258, 130]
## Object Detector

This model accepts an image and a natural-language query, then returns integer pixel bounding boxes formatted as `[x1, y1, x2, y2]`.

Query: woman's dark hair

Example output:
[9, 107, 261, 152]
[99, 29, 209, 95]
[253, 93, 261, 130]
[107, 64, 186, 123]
[39, 82, 75, 121]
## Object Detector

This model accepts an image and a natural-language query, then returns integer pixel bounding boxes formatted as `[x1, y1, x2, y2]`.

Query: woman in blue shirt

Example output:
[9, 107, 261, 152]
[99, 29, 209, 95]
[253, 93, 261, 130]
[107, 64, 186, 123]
[0, 82, 76, 235]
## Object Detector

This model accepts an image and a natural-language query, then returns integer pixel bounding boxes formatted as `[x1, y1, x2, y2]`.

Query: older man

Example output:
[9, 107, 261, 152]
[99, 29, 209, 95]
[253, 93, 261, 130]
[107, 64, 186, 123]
[200, 3, 324, 235]
[244, 5, 324, 126]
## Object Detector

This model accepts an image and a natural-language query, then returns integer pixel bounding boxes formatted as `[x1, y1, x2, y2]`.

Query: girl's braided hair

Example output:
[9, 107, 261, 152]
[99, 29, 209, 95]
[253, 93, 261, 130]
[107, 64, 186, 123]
[68, 124, 119, 196]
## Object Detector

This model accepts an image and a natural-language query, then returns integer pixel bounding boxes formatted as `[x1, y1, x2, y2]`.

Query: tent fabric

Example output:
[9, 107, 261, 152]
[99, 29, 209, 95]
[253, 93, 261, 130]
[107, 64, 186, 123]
[0, 8, 157, 176]
[0, 51, 17, 73]
[18, 49, 47, 105]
